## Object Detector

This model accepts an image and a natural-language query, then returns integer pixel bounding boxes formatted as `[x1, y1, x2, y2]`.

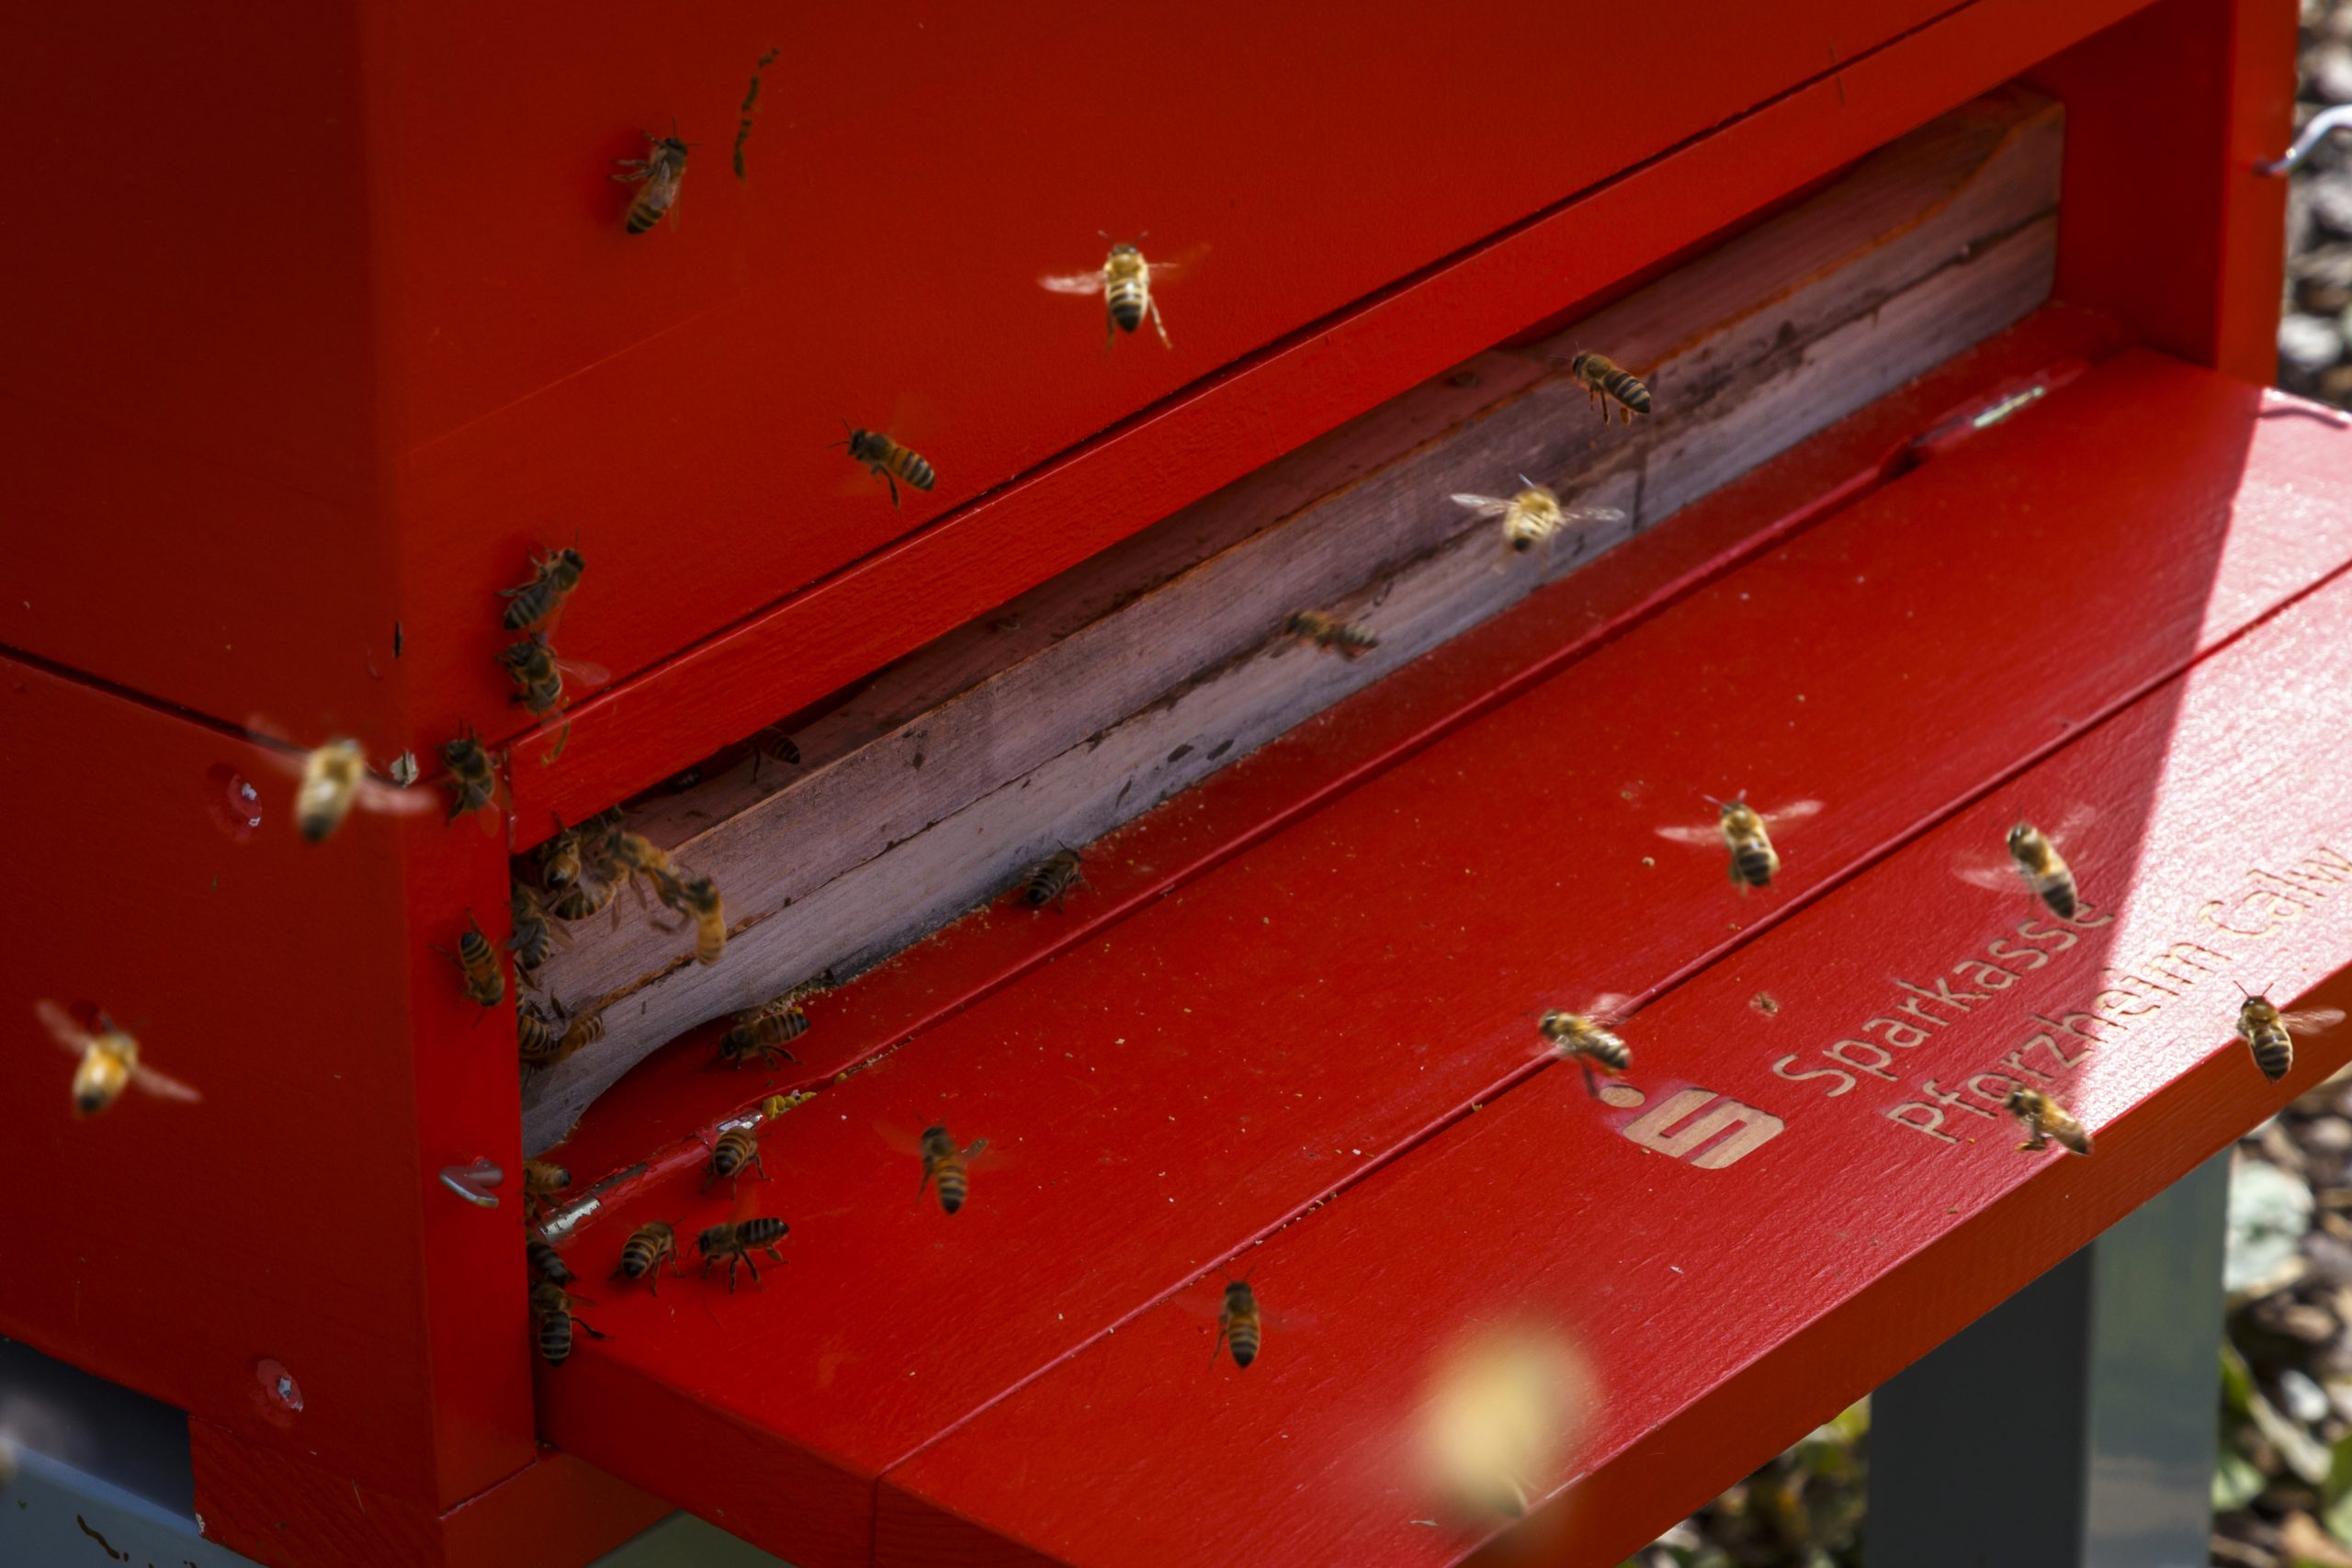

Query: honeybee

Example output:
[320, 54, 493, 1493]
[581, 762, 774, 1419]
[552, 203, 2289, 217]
[1566, 352, 1652, 424]
[697, 1216, 788, 1292]
[702, 1123, 767, 1193]
[833, 422, 936, 508]
[613, 1220, 680, 1294]
[2006, 1088, 2091, 1156]
[1283, 610, 1378, 660]
[284, 738, 432, 843]
[918, 1124, 989, 1215]
[435, 914, 506, 1012]
[35, 1000, 201, 1119]
[604, 828, 677, 897]
[720, 998, 807, 1068]
[515, 998, 566, 1065]
[499, 633, 607, 723]
[1212, 1279, 1261, 1370]
[560, 1005, 606, 1058]
[1537, 995, 1634, 1095]
[526, 1234, 571, 1285]
[1037, 235, 1200, 351]
[523, 1160, 571, 1219]
[1021, 848, 1085, 912]
[499, 545, 586, 635]
[1451, 481, 1626, 562]
[529, 1280, 608, 1365]
[750, 728, 802, 785]
[508, 883, 571, 976]
[438, 730, 505, 836]
[2232, 985, 2346, 1083]
[1956, 808, 2091, 919]
[1657, 795, 1824, 893]
[612, 129, 692, 234]
[669, 874, 726, 964]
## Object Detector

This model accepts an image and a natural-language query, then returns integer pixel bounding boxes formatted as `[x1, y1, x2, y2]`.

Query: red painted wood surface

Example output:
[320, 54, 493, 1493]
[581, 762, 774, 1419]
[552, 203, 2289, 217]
[191, 1424, 665, 1568]
[879, 550, 2352, 1568]
[6, 0, 2158, 853]
[536, 347, 2352, 1566]
[0, 664, 531, 1513]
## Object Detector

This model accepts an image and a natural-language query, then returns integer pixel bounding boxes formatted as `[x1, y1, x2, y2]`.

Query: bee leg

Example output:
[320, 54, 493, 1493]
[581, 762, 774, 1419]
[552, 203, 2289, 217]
[1577, 1061, 1602, 1100]
[1148, 297, 1172, 351]
[574, 1315, 612, 1342]
[742, 1251, 763, 1291]
[542, 723, 571, 766]
[645, 1271, 661, 1297]
[752, 1150, 771, 1183]
[883, 470, 900, 508]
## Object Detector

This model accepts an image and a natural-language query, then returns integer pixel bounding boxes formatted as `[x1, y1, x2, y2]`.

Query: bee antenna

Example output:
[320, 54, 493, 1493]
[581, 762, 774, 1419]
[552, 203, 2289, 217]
[1519, 473, 1538, 489]
[826, 416, 854, 451]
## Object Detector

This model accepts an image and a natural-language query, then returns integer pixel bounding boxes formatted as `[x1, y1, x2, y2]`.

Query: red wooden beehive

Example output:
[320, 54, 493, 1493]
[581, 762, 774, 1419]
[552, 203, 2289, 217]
[5, 2, 2337, 1565]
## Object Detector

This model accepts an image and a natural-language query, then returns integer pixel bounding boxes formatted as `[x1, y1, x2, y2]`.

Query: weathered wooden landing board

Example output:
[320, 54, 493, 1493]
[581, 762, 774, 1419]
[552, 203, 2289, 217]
[874, 505, 2352, 1568]
[534, 350, 2352, 1568]
[522, 90, 2064, 1147]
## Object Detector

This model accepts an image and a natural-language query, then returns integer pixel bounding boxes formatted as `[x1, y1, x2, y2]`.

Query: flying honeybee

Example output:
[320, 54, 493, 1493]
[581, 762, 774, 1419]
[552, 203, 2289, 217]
[1037, 235, 1202, 352]
[526, 1234, 571, 1285]
[1537, 995, 1634, 1094]
[833, 422, 936, 508]
[2232, 985, 2347, 1083]
[1021, 848, 1085, 911]
[1566, 352, 1652, 424]
[703, 1123, 768, 1193]
[613, 1220, 680, 1294]
[1657, 795, 1824, 893]
[719, 998, 807, 1068]
[2006, 1088, 2091, 1156]
[1956, 807, 2092, 919]
[282, 738, 432, 843]
[612, 129, 692, 234]
[435, 730, 503, 835]
[1283, 610, 1378, 660]
[499, 545, 586, 635]
[1212, 1279, 1261, 1370]
[529, 1281, 608, 1365]
[435, 914, 506, 1012]
[1451, 481, 1626, 563]
[499, 633, 607, 723]
[698, 1216, 788, 1292]
[35, 1000, 201, 1119]
[918, 1124, 989, 1215]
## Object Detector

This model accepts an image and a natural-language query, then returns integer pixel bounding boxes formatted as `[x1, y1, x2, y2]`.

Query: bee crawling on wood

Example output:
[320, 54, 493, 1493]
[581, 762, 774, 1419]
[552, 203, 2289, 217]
[613, 1220, 681, 1294]
[698, 1216, 788, 1292]
[612, 126, 693, 233]
[1564, 351, 1652, 424]
[508, 882, 572, 977]
[2006, 1088, 2091, 1156]
[526, 1233, 571, 1286]
[498, 544, 585, 635]
[529, 1281, 608, 1365]
[719, 997, 808, 1069]
[1283, 610, 1378, 660]
[1657, 793, 1823, 894]
[1019, 847, 1085, 911]
[435, 913, 507, 1013]
[702, 1122, 768, 1194]
[523, 1160, 571, 1219]
[1535, 995, 1634, 1096]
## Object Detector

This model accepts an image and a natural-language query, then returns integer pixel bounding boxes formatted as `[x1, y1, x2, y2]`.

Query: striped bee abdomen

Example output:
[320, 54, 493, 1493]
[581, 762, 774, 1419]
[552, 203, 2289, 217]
[1108, 280, 1147, 333]
[1732, 844, 1777, 888]
[2250, 1023, 2293, 1082]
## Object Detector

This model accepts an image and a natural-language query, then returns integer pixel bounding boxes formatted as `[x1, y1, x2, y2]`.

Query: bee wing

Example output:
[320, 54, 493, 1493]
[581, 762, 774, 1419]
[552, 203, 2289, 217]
[2048, 803, 2098, 847]
[1585, 993, 1637, 1023]
[1037, 270, 1106, 295]
[1760, 799, 1824, 829]
[550, 654, 611, 692]
[2284, 1007, 2349, 1036]
[1654, 824, 1723, 847]
[128, 1061, 203, 1103]
[1450, 494, 1513, 518]
[873, 1122, 925, 1157]
[1150, 243, 1210, 278]
[1954, 863, 2022, 893]
[35, 998, 93, 1053]
[1563, 506, 1629, 525]
[354, 775, 436, 818]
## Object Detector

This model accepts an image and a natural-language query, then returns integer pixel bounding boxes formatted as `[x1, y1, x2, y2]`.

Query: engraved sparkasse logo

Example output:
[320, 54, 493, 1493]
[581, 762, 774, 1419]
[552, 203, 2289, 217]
[1603, 1083, 1787, 1168]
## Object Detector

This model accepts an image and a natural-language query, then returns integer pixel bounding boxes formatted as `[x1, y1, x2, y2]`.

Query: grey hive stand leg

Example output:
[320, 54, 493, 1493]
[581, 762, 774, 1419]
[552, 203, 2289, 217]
[1868, 1151, 2230, 1568]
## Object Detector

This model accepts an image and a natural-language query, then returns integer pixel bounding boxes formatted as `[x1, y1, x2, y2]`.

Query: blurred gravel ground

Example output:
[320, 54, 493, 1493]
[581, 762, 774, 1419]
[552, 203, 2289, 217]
[1624, 17, 2351, 1562]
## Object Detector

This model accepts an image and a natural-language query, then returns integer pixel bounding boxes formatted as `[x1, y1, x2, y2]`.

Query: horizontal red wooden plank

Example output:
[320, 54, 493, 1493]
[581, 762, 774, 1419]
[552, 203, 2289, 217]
[536, 347, 2352, 1566]
[0, 663, 533, 1512]
[542, 305, 2126, 1192]
[879, 551, 2352, 1568]
[465, 0, 2145, 847]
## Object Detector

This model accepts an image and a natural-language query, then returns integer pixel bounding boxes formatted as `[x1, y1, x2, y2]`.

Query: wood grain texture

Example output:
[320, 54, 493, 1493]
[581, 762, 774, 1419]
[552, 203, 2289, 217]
[492, 0, 2149, 842]
[535, 352, 2352, 1568]
[876, 538, 2352, 1568]
[519, 92, 2065, 1149]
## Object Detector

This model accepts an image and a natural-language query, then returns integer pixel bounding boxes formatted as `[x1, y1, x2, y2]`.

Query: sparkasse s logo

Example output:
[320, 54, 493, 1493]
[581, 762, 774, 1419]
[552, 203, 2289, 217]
[1607, 1085, 1786, 1168]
